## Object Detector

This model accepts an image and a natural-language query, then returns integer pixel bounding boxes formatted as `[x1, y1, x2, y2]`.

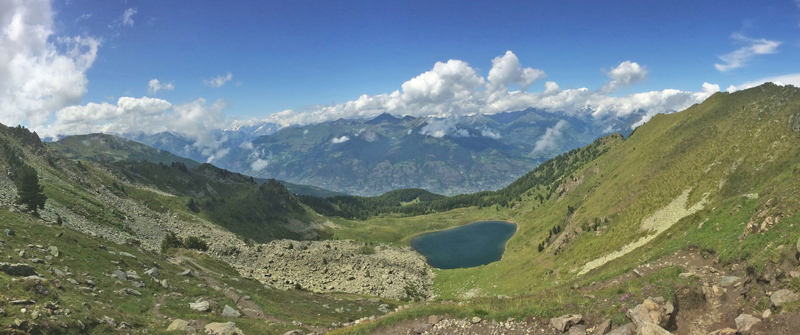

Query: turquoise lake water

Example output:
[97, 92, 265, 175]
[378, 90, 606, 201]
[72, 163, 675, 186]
[410, 221, 517, 269]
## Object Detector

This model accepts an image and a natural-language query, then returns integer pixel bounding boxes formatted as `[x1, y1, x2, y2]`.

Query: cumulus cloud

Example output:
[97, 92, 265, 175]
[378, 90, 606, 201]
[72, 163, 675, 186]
[0, 0, 100, 128]
[419, 119, 471, 138]
[487, 50, 546, 95]
[331, 135, 350, 144]
[148, 79, 174, 94]
[600, 61, 648, 93]
[262, 52, 717, 131]
[203, 72, 233, 88]
[481, 129, 501, 139]
[402, 59, 484, 106]
[121, 8, 137, 26]
[725, 73, 800, 92]
[715, 34, 781, 72]
[533, 120, 568, 153]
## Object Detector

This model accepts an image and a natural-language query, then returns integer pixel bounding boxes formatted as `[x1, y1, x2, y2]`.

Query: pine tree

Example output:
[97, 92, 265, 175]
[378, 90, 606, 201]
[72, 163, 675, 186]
[15, 167, 46, 214]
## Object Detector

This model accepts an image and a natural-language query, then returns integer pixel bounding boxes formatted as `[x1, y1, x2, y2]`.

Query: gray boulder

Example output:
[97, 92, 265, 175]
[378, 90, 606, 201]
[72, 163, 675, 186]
[144, 267, 159, 277]
[735, 314, 761, 333]
[568, 324, 587, 335]
[590, 319, 612, 335]
[719, 276, 741, 287]
[125, 270, 140, 280]
[166, 319, 191, 332]
[204, 322, 243, 335]
[111, 270, 127, 281]
[115, 288, 142, 297]
[189, 300, 211, 312]
[48, 246, 59, 258]
[770, 289, 800, 307]
[0, 263, 38, 276]
[222, 305, 241, 318]
[551, 314, 582, 332]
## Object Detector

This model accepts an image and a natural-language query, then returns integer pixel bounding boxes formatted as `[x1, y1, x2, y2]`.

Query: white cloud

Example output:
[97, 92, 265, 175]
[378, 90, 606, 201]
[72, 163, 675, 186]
[726, 73, 800, 92]
[331, 135, 350, 144]
[487, 50, 546, 94]
[533, 120, 568, 153]
[419, 118, 471, 138]
[600, 61, 648, 93]
[251, 159, 269, 171]
[0, 0, 100, 128]
[239, 141, 254, 150]
[402, 59, 484, 106]
[76, 13, 91, 22]
[481, 129, 501, 139]
[203, 72, 233, 88]
[715, 34, 781, 72]
[121, 8, 137, 27]
[148, 79, 174, 94]
[263, 52, 718, 131]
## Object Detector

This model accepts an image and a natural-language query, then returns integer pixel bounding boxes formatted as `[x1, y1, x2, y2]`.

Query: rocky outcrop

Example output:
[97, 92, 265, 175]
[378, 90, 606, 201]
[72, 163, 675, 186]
[240, 240, 434, 301]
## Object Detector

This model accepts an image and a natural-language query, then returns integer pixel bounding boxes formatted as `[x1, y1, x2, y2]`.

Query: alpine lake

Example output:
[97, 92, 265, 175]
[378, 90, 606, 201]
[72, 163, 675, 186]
[410, 221, 517, 269]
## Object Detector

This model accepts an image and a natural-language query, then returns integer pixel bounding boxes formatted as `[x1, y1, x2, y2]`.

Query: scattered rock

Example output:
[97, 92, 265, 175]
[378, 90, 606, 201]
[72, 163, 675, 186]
[204, 322, 243, 335]
[0, 263, 38, 276]
[111, 270, 127, 281]
[115, 288, 142, 297]
[471, 316, 482, 324]
[119, 252, 136, 258]
[551, 314, 582, 332]
[179, 269, 193, 277]
[606, 323, 635, 335]
[189, 300, 211, 312]
[635, 323, 670, 335]
[762, 309, 771, 319]
[719, 276, 741, 287]
[126, 270, 140, 280]
[166, 319, 191, 332]
[144, 267, 159, 277]
[48, 246, 59, 257]
[591, 319, 612, 335]
[5, 229, 14, 236]
[427, 315, 440, 325]
[770, 289, 800, 307]
[161, 279, 169, 288]
[222, 305, 241, 318]
[568, 324, 587, 335]
[282, 330, 304, 335]
[735, 314, 761, 333]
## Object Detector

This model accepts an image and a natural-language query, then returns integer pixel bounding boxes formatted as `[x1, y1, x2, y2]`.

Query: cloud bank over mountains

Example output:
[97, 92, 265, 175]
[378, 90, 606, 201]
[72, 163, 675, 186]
[262, 55, 719, 130]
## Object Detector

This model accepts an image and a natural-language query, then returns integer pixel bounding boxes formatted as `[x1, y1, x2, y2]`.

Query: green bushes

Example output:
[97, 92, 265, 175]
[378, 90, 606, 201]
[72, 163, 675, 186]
[161, 232, 209, 252]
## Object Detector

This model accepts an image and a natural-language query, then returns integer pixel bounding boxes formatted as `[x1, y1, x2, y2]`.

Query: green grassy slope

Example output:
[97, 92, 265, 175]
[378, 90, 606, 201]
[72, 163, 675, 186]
[48, 133, 347, 198]
[47, 133, 201, 168]
[333, 83, 800, 299]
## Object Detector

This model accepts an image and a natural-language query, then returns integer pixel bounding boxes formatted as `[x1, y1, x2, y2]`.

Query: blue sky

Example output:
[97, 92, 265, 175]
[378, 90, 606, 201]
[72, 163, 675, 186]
[2, 0, 799, 137]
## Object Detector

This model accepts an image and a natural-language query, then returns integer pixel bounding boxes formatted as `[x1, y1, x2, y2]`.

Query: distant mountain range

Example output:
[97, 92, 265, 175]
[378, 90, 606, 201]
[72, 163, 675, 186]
[115, 108, 644, 196]
[47, 133, 346, 198]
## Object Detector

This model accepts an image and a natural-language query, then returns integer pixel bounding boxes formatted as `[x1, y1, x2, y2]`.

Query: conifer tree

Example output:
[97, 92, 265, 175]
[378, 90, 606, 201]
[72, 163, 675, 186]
[15, 167, 46, 214]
